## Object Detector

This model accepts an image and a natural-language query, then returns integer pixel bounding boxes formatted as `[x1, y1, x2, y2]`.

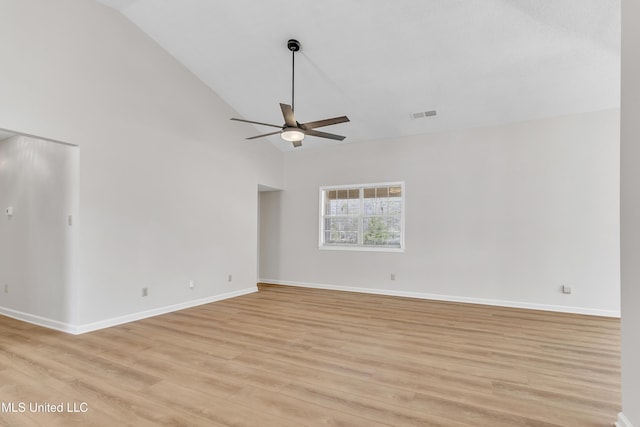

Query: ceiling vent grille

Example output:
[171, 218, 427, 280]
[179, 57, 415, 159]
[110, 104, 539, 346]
[410, 110, 437, 120]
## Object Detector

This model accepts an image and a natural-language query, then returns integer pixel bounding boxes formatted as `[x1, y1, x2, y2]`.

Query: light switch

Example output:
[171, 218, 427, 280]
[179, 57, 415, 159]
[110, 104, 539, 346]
[5, 207, 13, 217]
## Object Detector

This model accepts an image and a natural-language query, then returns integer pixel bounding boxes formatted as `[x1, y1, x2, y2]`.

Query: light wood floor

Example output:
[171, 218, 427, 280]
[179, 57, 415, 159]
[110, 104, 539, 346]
[0, 284, 620, 426]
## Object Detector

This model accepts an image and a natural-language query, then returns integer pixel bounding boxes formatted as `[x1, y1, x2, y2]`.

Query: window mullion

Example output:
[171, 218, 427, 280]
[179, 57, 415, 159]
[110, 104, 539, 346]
[358, 187, 364, 245]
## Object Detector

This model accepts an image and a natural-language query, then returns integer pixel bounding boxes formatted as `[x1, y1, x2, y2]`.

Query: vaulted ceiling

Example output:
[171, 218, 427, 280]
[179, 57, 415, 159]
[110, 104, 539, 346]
[95, 0, 620, 151]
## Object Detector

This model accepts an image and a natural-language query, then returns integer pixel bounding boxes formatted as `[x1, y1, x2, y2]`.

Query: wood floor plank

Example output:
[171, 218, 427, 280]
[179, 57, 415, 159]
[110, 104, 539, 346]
[0, 283, 621, 426]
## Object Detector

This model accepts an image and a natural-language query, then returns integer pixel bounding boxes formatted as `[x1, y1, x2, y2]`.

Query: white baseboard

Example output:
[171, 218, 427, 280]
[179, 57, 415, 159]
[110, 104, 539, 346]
[616, 413, 635, 427]
[0, 287, 258, 335]
[259, 279, 620, 318]
[75, 287, 258, 334]
[0, 306, 77, 333]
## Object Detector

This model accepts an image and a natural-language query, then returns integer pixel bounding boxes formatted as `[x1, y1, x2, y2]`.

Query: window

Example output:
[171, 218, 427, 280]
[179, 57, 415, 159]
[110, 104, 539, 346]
[319, 182, 404, 252]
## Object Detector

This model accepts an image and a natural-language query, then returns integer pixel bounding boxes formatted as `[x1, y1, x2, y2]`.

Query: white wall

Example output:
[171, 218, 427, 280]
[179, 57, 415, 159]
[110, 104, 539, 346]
[619, 0, 640, 423]
[263, 109, 620, 316]
[0, 135, 78, 327]
[0, 0, 283, 331]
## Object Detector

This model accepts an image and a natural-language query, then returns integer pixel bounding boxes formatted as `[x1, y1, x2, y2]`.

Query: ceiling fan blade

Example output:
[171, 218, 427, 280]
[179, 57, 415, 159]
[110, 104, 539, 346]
[231, 118, 282, 129]
[300, 116, 350, 130]
[246, 131, 282, 140]
[305, 129, 346, 141]
[280, 103, 297, 127]
[292, 140, 302, 148]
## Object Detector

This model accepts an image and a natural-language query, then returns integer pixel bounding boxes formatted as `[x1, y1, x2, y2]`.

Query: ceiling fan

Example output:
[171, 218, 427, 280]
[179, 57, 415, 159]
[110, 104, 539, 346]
[231, 39, 349, 148]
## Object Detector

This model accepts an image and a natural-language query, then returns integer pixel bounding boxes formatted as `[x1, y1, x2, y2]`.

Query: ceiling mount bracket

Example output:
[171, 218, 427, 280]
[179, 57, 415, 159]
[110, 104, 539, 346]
[287, 39, 301, 52]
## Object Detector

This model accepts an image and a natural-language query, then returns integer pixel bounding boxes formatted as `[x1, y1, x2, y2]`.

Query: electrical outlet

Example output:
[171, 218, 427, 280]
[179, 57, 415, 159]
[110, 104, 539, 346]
[562, 285, 572, 294]
[189, 280, 195, 289]
[228, 274, 232, 282]
[390, 273, 396, 281]
[142, 287, 148, 297]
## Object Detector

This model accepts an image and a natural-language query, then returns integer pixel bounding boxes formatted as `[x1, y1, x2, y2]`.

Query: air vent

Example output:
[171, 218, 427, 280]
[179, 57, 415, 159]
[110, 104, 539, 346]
[410, 110, 437, 120]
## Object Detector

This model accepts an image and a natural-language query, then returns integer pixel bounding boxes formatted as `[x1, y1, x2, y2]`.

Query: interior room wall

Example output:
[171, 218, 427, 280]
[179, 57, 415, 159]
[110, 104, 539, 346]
[263, 109, 620, 316]
[0, 0, 283, 331]
[619, 0, 640, 423]
[0, 135, 78, 328]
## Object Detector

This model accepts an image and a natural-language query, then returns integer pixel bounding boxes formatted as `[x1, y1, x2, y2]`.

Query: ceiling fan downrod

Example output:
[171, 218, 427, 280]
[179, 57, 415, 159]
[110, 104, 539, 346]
[288, 39, 301, 112]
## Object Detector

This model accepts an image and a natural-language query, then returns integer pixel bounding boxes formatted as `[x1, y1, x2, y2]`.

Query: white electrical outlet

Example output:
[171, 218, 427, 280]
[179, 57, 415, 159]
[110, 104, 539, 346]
[142, 287, 148, 297]
[189, 280, 195, 289]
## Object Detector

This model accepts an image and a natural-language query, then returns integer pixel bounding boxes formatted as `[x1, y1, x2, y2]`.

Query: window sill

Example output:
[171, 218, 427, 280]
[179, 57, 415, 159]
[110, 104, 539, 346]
[319, 245, 405, 253]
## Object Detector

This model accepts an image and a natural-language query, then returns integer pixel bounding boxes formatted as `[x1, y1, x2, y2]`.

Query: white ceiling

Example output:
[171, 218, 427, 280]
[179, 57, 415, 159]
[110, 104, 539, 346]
[95, 0, 620, 151]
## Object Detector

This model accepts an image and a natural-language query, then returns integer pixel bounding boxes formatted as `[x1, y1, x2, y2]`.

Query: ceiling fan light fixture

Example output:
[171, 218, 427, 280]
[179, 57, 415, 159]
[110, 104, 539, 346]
[281, 127, 305, 142]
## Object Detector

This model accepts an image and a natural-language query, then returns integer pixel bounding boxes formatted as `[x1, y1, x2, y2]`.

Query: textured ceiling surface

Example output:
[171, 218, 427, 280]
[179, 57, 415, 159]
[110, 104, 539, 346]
[95, 0, 620, 151]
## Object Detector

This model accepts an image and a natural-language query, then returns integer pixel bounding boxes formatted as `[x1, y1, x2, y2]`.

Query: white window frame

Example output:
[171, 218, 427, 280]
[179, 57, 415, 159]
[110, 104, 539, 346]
[319, 181, 405, 253]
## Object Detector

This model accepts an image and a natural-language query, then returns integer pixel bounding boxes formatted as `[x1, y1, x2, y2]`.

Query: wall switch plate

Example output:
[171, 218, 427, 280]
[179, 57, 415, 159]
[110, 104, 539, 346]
[189, 280, 194, 289]
[5, 207, 13, 216]
[562, 285, 572, 294]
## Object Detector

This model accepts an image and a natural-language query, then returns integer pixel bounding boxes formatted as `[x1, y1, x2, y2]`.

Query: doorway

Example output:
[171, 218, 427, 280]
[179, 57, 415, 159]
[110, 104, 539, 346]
[257, 184, 282, 283]
[0, 130, 79, 328]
